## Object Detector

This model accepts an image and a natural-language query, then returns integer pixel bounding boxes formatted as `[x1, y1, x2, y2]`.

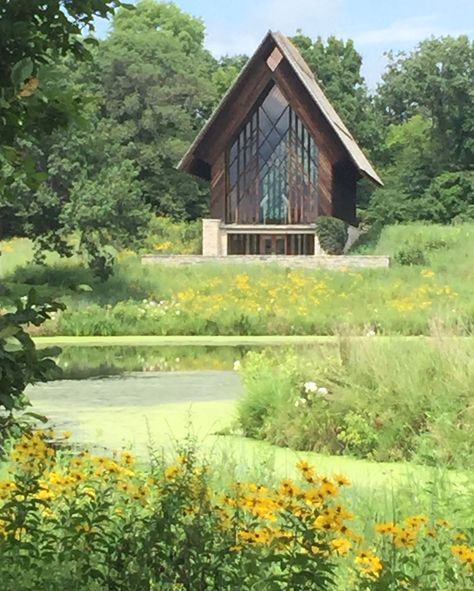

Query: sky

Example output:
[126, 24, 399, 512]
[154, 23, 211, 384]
[94, 0, 474, 87]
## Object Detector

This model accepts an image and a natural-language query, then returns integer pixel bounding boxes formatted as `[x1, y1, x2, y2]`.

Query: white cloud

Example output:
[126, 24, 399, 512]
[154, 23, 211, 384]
[205, 0, 344, 57]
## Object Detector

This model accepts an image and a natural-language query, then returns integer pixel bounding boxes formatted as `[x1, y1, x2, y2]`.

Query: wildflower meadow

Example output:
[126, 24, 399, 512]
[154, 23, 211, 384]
[0, 430, 472, 591]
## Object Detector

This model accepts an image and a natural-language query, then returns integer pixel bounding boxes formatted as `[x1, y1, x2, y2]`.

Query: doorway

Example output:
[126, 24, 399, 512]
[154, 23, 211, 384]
[262, 235, 286, 255]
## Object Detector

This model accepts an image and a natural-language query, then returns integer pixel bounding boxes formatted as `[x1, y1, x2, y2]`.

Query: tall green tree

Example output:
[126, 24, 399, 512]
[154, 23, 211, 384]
[378, 36, 474, 172]
[368, 36, 474, 224]
[96, 0, 219, 219]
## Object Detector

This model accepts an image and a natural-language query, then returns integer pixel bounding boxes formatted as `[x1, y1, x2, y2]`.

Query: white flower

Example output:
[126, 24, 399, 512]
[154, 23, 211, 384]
[366, 329, 376, 337]
[233, 360, 241, 371]
[159, 300, 165, 306]
[299, 397, 307, 405]
[294, 400, 300, 407]
[317, 387, 328, 396]
[304, 381, 318, 394]
[175, 357, 180, 363]
[142, 299, 148, 304]
[175, 310, 181, 315]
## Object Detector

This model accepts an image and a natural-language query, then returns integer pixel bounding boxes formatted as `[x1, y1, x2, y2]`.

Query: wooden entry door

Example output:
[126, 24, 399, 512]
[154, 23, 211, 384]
[261, 235, 287, 255]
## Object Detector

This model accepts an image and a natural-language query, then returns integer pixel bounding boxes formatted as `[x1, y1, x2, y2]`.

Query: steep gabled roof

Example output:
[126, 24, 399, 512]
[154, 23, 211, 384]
[178, 30, 382, 186]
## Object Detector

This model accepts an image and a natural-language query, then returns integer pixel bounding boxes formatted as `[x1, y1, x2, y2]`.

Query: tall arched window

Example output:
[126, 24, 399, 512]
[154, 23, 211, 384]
[226, 83, 319, 224]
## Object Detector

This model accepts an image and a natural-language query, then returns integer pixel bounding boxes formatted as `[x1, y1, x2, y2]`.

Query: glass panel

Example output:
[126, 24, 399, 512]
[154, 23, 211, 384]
[275, 237, 286, 255]
[229, 139, 238, 163]
[229, 157, 238, 188]
[261, 85, 288, 123]
[263, 237, 272, 255]
[259, 110, 273, 138]
[275, 108, 290, 137]
[259, 140, 274, 164]
[226, 82, 319, 225]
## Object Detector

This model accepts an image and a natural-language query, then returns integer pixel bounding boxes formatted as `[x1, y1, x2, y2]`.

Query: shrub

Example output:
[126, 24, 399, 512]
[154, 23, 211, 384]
[237, 339, 474, 469]
[315, 216, 348, 255]
[394, 244, 428, 266]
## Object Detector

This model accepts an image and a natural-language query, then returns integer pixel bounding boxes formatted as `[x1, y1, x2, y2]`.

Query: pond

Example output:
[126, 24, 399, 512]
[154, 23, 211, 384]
[26, 343, 437, 493]
[54, 344, 255, 379]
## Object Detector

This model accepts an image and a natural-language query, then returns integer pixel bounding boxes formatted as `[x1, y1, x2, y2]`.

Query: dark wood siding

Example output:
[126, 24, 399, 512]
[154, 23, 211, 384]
[210, 153, 225, 219]
[208, 49, 358, 226]
[332, 159, 358, 225]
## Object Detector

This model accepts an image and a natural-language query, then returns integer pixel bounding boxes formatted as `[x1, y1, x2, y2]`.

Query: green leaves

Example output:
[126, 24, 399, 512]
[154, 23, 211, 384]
[11, 58, 34, 88]
[0, 289, 64, 448]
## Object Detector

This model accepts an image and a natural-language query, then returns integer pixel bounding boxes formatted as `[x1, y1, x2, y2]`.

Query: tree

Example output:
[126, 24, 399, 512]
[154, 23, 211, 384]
[378, 36, 474, 172]
[291, 33, 383, 159]
[211, 55, 248, 108]
[368, 37, 474, 225]
[0, 0, 124, 189]
[96, 0, 219, 219]
[0, 0, 130, 444]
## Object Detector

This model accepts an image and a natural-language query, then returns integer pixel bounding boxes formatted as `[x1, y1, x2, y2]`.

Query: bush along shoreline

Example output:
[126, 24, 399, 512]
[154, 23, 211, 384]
[237, 338, 474, 470]
[0, 430, 473, 590]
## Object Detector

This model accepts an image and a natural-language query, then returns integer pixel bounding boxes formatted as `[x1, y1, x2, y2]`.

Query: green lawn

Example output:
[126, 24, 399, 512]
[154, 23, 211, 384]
[34, 335, 338, 347]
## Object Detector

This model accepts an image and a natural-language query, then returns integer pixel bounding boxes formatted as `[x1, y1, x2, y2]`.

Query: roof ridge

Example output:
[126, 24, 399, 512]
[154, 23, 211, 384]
[178, 30, 382, 186]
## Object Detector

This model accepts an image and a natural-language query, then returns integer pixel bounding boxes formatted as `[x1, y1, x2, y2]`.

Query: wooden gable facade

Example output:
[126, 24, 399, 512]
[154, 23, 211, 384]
[178, 31, 382, 256]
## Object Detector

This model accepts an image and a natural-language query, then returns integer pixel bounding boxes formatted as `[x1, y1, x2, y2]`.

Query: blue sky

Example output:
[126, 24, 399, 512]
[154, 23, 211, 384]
[95, 0, 474, 87]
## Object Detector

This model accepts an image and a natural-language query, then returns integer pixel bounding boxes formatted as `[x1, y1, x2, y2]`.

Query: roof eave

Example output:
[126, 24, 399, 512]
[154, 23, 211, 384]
[177, 30, 275, 176]
[178, 29, 383, 188]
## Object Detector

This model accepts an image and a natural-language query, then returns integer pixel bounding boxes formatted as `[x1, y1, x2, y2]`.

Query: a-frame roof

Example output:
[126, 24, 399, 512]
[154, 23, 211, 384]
[178, 30, 382, 186]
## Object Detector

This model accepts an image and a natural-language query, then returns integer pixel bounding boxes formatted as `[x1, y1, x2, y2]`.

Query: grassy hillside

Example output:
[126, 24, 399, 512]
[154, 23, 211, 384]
[1, 223, 473, 336]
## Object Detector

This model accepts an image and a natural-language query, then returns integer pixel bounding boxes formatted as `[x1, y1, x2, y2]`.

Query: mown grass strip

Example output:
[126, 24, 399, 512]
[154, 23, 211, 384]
[29, 335, 462, 347]
[33, 335, 337, 347]
[33, 334, 474, 348]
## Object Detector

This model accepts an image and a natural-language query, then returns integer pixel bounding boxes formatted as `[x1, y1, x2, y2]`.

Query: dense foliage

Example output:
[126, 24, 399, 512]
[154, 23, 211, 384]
[0, 291, 62, 450]
[314, 216, 348, 255]
[367, 37, 474, 224]
[0, 0, 123, 187]
[0, 432, 472, 590]
[237, 339, 474, 470]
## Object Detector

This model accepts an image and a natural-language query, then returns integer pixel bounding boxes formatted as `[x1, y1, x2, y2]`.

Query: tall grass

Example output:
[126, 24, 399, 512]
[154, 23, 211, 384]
[237, 337, 474, 470]
[1, 223, 473, 336]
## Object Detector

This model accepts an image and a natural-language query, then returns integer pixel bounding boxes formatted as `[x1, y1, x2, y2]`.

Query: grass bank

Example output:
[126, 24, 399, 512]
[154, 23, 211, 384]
[1, 223, 473, 336]
[236, 336, 474, 471]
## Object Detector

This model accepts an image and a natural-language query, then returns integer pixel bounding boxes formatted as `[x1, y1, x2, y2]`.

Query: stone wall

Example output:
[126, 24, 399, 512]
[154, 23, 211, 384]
[142, 254, 390, 269]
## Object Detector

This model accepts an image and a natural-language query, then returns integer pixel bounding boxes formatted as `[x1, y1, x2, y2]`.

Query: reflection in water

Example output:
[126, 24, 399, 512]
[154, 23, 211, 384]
[55, 343, 336, 380]
[56, 345, 255, 379]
